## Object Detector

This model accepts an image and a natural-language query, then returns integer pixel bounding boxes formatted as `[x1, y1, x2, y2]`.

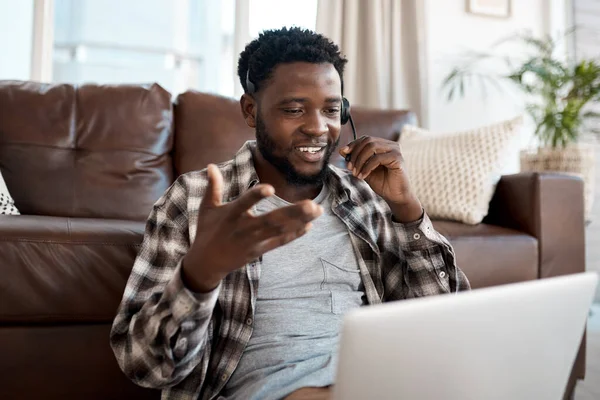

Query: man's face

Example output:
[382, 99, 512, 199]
[252, 62, 343, 186]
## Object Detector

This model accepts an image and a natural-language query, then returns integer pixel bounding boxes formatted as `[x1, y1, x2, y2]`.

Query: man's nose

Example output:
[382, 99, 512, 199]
[302, 112, 329, 136]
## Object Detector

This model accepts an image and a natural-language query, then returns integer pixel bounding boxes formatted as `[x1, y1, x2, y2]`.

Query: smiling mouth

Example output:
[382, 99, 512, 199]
[297, 146, 325, 153]
[294, 146, 326, 162]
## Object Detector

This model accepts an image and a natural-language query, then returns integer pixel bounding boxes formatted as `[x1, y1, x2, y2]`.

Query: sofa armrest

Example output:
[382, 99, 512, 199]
[484, 172, 585, 279]
[483, 172, 587, 397]
[0, 215, 144, 324]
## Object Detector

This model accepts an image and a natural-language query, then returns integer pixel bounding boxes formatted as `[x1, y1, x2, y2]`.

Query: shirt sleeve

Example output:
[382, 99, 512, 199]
[109, 176, 218, 389]
[381, 210, 471, 299]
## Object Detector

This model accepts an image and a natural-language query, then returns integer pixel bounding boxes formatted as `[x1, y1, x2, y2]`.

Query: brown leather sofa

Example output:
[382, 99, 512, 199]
[0, 81, 586, 400]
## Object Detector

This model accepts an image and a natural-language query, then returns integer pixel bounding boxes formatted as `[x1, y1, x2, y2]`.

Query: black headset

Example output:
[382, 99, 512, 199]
[246, 70, 357, 161]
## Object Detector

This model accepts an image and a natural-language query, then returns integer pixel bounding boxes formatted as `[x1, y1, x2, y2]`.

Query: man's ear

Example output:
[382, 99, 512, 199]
[240, 94, 257, 128]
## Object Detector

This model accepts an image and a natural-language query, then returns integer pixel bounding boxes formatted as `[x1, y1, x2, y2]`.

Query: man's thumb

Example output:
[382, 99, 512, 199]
[202, 164, 224, 209]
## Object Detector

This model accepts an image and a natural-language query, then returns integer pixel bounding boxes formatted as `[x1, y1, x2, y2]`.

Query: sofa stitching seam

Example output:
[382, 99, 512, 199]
[0, 238, 141, 246]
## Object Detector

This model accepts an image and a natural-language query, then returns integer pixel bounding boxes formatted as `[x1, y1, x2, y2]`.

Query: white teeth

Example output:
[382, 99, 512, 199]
[298, 147, 322, 153]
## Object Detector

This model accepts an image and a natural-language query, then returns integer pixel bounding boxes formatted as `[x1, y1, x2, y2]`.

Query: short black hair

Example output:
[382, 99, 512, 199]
[237, 27, 347, 94]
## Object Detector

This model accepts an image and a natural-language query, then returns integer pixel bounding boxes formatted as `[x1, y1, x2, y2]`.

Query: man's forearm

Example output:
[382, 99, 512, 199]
[110, 261, 220, 388]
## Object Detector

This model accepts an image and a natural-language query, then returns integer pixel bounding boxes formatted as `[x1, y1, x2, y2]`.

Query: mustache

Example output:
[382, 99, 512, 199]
[293, 141, 329, 147]
[292, 137, 340, 148]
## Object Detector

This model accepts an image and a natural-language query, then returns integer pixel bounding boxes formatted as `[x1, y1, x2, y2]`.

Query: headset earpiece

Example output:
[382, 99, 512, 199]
[342, 97, 357, 162]
[246, 70, 256, 94]
[341, 97, 351, 125]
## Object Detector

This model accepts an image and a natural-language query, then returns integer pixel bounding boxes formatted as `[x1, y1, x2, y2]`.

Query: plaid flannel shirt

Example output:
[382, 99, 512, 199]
[110, 141, 470, 400]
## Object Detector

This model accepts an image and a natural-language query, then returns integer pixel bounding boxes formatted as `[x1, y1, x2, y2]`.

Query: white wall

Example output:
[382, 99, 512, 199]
[0, 0, 34, 80]
[418, 0, 570, 173]
[572, 0, 600, 301]
[422, 0, 548, 135]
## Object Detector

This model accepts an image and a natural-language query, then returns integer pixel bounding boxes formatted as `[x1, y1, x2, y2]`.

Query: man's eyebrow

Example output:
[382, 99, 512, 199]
[324, 96, 343, 104]
[276, 96, 343, 105]
[277, 97, 308, 105]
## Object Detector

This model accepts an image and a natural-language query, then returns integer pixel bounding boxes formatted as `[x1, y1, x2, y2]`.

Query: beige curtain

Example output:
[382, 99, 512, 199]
[316, 0, 421, 116]
[232, 0, 251, 98]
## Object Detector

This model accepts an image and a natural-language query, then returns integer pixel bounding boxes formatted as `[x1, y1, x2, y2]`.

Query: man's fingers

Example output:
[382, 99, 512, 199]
[265, 200, 323, 224]
[250, 217, 314, 243]
[202, 164, 224, 209]
[230, 184, 275, 216]
[339, 135, 367, 163]
[252, 225, 312, 257]
[346, 136, 369, 171]
[357, 152, 396, 180]
[240, 200, 322, 244]
[352, 142, 379, 175]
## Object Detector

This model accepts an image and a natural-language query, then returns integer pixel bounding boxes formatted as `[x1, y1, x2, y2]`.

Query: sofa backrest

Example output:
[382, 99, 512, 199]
[0, 81, 174, 221]
[173, 90, 418, 175]
[0, 82, 417, 219]
[174, 91, 254, 176]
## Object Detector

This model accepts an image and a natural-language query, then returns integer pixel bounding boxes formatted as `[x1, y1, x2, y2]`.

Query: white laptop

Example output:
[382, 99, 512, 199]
[332, 272, 598, 400]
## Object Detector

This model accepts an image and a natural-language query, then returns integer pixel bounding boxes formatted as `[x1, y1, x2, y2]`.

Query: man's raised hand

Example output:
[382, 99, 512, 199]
[182, 164, 323, 292]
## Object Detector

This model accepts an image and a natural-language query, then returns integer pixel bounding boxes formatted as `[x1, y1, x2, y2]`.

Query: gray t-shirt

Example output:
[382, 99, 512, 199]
[222, 185, 366, 400]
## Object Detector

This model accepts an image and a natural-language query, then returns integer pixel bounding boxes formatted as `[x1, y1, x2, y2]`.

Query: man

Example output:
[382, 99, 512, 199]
[110, 27, 470, 400]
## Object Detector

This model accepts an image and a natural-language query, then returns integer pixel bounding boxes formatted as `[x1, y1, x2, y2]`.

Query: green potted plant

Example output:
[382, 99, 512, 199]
[442, 31, 600, 220]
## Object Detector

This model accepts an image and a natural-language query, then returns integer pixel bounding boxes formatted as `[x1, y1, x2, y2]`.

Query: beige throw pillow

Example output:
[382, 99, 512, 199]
[399, 117, 523, 225]
[0, 170, 19, 215]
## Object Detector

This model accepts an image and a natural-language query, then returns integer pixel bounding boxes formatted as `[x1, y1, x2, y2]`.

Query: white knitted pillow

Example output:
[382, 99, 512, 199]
[0, 170, 19, 215]
[399, 117, 523, 225]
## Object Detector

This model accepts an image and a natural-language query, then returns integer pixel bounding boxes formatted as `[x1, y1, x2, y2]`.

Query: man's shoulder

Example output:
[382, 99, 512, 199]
[328, 164, 357, 192]
[328, 164, 384, 204]
[176, 158, 239, 193]
[328, 164, 394, 227]
[328, 163, 351, 178]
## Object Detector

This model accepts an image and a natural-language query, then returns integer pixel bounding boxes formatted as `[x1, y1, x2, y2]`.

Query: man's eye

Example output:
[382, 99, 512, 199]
[326, 108, 340, 115]
[284, 109, 302, 114]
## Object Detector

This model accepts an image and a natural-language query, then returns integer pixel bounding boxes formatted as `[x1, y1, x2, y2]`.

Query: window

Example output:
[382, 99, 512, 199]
[0, 0, 35, 80]
[50, 0, 318, 97]
[52, 0, 222, 95]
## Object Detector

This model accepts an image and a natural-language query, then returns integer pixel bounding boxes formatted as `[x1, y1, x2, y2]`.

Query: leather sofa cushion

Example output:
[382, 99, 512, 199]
[0, 215, 145, 323]
[0, 325, 159, 400]
[173, 91, 417, 175]
[433, 220, 539, 289]
[0, 214, 538, 323]
[0, 81, 174, 221]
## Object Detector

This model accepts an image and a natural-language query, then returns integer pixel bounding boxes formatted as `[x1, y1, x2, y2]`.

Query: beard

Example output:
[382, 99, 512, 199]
[255, 113, 338, 186]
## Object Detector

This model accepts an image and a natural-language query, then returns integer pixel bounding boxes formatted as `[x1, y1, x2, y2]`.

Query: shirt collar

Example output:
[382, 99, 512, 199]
[326, 164, 358, 205]
[226, 141, 260, 202]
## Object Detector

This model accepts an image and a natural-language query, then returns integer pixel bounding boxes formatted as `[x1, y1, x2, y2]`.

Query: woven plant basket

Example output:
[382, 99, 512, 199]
[520, 144, 596, 221]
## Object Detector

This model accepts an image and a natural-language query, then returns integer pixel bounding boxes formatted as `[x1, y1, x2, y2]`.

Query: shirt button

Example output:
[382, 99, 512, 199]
[439, 271, 446, 279]
[221, 374, 228, 381]
[177, 300, 191, 312]
[413, 233, 421, 240]
[246, 318, 253, 325]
